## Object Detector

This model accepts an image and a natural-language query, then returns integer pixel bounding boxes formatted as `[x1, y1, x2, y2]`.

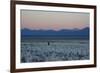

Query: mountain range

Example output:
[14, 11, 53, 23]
[21, 27, 89, 39]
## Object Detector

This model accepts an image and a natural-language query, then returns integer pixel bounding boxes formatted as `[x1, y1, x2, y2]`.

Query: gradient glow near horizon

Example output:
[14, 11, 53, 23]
[21, 10, 90, 30]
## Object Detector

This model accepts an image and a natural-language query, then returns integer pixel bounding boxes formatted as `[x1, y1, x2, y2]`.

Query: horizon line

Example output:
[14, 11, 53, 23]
[21, 27, 89, 31]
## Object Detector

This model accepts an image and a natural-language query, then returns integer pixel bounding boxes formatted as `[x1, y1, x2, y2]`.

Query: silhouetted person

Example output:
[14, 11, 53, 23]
[48, 42, 50, 45]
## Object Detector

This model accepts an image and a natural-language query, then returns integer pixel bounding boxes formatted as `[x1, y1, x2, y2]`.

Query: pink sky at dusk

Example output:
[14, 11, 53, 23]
[21, 10, 90, 30]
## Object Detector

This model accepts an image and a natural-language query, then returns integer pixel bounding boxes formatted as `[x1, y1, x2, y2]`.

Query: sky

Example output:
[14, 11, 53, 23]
[21, 10, 90, 30]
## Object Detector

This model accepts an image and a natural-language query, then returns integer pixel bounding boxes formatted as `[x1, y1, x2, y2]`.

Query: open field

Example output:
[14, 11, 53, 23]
[21, 39, 89, 63]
